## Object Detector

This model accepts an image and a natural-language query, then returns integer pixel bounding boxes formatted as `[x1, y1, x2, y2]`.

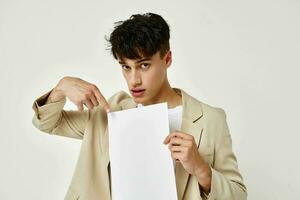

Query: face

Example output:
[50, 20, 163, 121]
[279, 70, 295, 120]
[118, 50, 172, 105]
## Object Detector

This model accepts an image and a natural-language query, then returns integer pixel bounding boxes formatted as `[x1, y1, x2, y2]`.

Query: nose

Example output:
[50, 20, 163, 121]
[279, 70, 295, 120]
[130, 70, 142, 87]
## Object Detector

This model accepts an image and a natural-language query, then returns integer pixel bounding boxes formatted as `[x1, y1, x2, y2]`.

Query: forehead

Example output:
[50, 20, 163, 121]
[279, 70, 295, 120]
[118, 57, 152, 65]
[117, 51, 161, 65]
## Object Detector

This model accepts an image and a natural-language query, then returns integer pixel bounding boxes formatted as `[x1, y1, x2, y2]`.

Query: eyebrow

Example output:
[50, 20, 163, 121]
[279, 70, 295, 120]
[118, 57, 151, 65]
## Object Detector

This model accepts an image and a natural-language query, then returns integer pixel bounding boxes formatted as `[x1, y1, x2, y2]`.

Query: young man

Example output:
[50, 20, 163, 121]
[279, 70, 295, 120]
[32, 13, 247, 200]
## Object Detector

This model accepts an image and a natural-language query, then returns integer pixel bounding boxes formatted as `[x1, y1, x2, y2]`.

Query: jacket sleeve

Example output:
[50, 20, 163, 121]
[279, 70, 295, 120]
[31, 89, 90, 139]
[203, 108, 247, 200]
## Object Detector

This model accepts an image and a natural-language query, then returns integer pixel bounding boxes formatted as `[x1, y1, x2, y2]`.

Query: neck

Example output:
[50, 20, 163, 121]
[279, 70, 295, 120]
[144, 80, 182, 109]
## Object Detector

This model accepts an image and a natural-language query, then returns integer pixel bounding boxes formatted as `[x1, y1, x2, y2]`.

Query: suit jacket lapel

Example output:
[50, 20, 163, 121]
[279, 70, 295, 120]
[172, 88, 204, 200]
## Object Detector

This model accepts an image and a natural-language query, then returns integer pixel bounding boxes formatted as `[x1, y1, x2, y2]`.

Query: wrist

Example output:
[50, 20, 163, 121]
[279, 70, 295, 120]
[195, 163, 212, 193]
[48, 85, 65, 103]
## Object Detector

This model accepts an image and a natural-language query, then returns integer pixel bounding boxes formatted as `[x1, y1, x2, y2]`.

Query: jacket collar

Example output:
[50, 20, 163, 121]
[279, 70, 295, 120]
[104, 87, 204, 199]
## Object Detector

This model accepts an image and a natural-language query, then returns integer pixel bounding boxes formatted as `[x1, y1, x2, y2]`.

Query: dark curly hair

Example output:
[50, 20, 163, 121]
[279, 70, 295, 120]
[106, 12, 170, 60]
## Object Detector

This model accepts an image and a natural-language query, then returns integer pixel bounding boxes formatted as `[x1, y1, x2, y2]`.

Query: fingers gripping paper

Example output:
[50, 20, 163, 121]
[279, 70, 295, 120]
[107, 102, 178, 200]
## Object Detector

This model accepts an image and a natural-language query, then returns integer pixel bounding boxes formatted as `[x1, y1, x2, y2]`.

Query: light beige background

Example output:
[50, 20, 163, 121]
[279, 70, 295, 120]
[0, 0, 299, 199]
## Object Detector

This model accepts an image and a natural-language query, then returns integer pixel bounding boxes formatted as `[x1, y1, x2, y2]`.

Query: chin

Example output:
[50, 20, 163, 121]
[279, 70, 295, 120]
[133, 98, 144, 104]
[132, 96, 148, 104]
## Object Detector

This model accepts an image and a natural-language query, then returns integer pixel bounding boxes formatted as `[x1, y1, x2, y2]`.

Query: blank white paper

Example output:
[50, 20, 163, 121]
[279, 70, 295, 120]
[107, 102, 178, 200]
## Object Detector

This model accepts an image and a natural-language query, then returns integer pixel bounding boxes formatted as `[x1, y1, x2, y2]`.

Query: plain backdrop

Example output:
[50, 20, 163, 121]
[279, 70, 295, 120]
[0, 0, 299, 199]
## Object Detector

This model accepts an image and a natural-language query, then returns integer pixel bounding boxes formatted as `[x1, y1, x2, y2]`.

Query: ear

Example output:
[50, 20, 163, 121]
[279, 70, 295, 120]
[165, 50, 172, 68]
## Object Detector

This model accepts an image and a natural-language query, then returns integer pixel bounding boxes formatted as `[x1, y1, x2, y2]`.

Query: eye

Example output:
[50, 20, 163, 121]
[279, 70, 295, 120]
[141, 63, 150, 69]
[121, 65, 131, 71]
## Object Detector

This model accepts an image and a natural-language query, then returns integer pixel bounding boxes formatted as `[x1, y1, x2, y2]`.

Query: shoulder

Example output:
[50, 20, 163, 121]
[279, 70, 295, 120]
[200, 100, 227, 122]
[197, 100, 230, 145]
[186, 91, 227, 133]
[107, 90, 131, 109]
[183, 89, 226, 122]
[188, 96, 230, 146]
[182, 91, 230, 148]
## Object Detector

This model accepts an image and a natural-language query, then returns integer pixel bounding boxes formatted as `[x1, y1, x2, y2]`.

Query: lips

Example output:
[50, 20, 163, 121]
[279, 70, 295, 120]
[131, 88, 146, 97]
[131, 88, 145, 92]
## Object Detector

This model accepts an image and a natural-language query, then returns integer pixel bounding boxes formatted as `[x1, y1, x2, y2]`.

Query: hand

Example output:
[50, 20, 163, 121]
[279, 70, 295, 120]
[50, 76, 110, 112]
[163, 130, 212, 192]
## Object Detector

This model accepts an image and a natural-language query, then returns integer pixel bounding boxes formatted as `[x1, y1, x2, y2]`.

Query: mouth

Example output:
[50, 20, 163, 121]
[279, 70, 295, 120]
[130, 89, 146, 97]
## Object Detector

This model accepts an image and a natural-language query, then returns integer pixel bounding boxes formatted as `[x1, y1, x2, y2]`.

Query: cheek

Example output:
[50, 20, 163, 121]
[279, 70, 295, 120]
[145, 69, 165, 90]
[154, 68, 166, 84]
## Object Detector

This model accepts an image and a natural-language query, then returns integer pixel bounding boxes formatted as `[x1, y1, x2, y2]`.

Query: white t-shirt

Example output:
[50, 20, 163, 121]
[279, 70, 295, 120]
[137, 103, 183, 171]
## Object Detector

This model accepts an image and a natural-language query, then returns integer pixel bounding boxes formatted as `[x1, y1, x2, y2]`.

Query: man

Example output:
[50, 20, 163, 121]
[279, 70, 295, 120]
[32, 13, 247, 200]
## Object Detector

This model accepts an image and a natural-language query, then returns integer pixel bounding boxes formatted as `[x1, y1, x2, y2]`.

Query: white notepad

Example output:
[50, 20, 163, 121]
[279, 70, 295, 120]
[107, 102, 178, 200]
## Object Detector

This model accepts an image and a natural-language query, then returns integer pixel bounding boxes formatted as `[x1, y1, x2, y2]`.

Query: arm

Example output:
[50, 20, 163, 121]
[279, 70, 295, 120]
[32, 87, 89, 139]
[201, 109, 247, 200]
[32, 76, 110, 139]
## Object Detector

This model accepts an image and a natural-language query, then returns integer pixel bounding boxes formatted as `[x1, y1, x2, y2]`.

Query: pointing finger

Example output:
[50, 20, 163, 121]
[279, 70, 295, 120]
[93, 86, 110, 113]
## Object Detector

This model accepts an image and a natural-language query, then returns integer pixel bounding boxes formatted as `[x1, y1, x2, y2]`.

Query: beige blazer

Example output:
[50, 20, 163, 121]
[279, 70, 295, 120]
[32, 87, 247, 200]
